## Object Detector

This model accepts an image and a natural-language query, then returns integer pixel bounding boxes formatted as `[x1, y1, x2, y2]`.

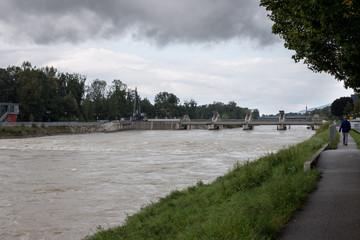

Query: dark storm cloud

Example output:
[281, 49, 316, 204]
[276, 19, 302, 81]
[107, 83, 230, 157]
[0, 0, 276, 46]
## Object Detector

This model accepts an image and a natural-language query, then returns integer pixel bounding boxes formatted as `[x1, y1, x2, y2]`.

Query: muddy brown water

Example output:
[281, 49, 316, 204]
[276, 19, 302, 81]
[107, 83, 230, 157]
[0, 126, 314, 239]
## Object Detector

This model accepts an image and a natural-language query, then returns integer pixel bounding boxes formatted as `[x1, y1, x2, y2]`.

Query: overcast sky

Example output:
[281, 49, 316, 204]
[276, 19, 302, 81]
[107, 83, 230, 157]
[0, 0, 353, 115]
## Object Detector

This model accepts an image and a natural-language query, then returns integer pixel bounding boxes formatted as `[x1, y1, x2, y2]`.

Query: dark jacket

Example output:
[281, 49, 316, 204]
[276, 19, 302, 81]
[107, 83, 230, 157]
[339, 120, 351, 133]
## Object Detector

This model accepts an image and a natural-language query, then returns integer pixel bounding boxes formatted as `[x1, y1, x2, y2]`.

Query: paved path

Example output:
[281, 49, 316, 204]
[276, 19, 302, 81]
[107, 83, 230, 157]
[281, 133, 360, 240]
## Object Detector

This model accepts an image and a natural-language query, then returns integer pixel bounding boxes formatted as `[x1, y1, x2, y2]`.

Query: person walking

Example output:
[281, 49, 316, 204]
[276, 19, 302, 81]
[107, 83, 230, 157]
[339, 116, 351, 145]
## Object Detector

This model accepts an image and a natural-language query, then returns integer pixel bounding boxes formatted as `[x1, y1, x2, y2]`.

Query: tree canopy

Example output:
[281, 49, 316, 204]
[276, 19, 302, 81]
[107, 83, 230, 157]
[331, 97, 353, 117]
[260, 0, 360, 90]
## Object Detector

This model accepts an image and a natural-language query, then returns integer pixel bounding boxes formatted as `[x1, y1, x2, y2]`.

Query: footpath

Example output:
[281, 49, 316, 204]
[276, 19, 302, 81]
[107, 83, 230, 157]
[281, 133, 360, 240]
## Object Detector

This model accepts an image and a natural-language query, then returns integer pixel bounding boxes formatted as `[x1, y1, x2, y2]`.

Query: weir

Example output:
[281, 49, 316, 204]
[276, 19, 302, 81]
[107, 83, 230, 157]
[178, 110, 322, 131]
[105, 119, 322, 132]
[104, 110, 322, 132]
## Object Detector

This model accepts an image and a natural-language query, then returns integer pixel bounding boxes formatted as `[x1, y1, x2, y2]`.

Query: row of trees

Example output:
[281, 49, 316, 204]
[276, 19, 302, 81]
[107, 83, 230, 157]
[1, 62, 86, 122]
[0, 62, 259, 122]
[4, 62, 356, 122]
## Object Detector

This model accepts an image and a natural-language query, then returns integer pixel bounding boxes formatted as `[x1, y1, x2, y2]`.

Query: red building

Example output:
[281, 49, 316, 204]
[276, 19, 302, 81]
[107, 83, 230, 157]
[0, 103, 19, 123]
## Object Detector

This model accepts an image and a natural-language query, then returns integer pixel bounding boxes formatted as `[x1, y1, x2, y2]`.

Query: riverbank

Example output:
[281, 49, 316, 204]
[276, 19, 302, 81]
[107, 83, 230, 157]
[84, 123, 332, 240]
[0, 125, 102, 138]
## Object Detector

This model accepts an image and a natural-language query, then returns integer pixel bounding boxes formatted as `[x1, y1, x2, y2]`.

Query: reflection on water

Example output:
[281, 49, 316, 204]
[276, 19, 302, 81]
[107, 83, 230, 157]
[0, 126, 314, 239]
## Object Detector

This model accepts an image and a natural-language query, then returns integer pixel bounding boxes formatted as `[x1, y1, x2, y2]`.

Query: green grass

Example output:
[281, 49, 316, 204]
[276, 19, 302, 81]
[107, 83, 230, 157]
[349, 130, 360, 149]
[84, 123, 332, 240]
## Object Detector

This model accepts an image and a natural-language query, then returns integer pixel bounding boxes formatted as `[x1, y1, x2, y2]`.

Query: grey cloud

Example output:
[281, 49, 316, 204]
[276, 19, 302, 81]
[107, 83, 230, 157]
[0, 0, 277, 46]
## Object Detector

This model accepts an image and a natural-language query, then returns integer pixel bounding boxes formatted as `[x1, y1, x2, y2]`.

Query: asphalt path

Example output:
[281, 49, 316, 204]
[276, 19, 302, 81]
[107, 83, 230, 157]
[280, 133, 360, 240]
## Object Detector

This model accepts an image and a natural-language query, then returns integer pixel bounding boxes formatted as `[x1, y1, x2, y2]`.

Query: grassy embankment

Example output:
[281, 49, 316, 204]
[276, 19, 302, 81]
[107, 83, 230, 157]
[350, 129, 360, 149]
[84, 123, 333, 240]
[0, 125, 99, 137]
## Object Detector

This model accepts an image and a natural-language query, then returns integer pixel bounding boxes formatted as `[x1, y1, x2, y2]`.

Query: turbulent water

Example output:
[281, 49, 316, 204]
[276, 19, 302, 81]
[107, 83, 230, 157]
[0, 126, 314, 240]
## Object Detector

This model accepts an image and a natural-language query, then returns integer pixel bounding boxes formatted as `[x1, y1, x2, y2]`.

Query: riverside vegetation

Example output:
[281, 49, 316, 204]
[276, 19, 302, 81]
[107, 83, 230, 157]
[84, 123, 333, 240]
[0, 125, 100, 138]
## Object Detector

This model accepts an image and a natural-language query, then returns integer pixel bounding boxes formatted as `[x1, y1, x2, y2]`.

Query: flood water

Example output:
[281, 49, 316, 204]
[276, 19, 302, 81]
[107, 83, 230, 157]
[0, 126, 314, 240]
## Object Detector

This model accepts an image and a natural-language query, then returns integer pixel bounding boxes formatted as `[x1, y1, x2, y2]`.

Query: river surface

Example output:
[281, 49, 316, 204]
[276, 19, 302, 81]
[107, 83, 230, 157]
[0, 126, 315, 240]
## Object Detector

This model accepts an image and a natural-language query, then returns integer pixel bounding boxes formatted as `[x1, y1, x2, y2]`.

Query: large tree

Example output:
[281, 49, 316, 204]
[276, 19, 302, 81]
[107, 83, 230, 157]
[331, 97, 353, 117]
[106, 79, 133, 119]
[0, 68, 17, 102]
[17, 62, 43, 121]
[183, 99, 200, 119]
[154, 92, 180, 118]
[87, 79, 107, 120]
[260, 0, 360, 90]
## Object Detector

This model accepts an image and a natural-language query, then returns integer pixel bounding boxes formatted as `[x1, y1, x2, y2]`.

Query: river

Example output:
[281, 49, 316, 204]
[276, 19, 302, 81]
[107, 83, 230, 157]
[0, 126, 314, 240]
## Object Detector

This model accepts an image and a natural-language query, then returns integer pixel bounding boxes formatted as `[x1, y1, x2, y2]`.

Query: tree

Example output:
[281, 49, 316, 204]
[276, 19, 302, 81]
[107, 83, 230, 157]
[224, 101, 237, 119]
[0, 68, 17, 102]
[37, 66, 59, 121]
[252, 109, 260, 119]
[82, 95, 95, 121]
[17, 62, 43, 121]
[154, 92, 180, 118]
[59, 73, 86, 111]
[183, 99, 199, 119]
[87, 79, 107, 120]
[343, 101, 354, 116]
[260, 0, 360, 90]
[107, 80, 127, 120]
[331, 97, 353, 117]
[63, 94, 79, 119]
[353, 99, 360, 117]
[140, 98, 156, 118]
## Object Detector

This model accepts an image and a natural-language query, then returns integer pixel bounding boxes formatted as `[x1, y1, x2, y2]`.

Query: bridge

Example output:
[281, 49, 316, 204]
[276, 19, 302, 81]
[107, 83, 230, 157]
[103, 110, 323, 132]
[180, 119, 322, 130]
[180, 110, 323, 131]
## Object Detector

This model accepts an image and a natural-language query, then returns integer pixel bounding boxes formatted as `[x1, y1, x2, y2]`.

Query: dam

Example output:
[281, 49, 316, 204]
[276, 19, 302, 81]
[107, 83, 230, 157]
[104, 118, 322, 132]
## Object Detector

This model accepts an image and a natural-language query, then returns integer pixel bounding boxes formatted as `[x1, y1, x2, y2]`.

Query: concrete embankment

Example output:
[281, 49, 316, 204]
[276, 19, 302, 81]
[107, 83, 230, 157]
[0, 124, 104, 138]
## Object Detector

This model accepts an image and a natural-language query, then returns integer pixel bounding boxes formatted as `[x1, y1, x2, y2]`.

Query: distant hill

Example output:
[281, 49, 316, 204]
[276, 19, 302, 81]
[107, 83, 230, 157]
[298, 103, 331, 114]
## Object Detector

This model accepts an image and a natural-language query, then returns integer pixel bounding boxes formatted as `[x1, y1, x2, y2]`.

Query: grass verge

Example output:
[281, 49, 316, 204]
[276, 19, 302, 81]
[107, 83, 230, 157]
[349, 129, 360, 149]
[84, 123, 332, 240]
